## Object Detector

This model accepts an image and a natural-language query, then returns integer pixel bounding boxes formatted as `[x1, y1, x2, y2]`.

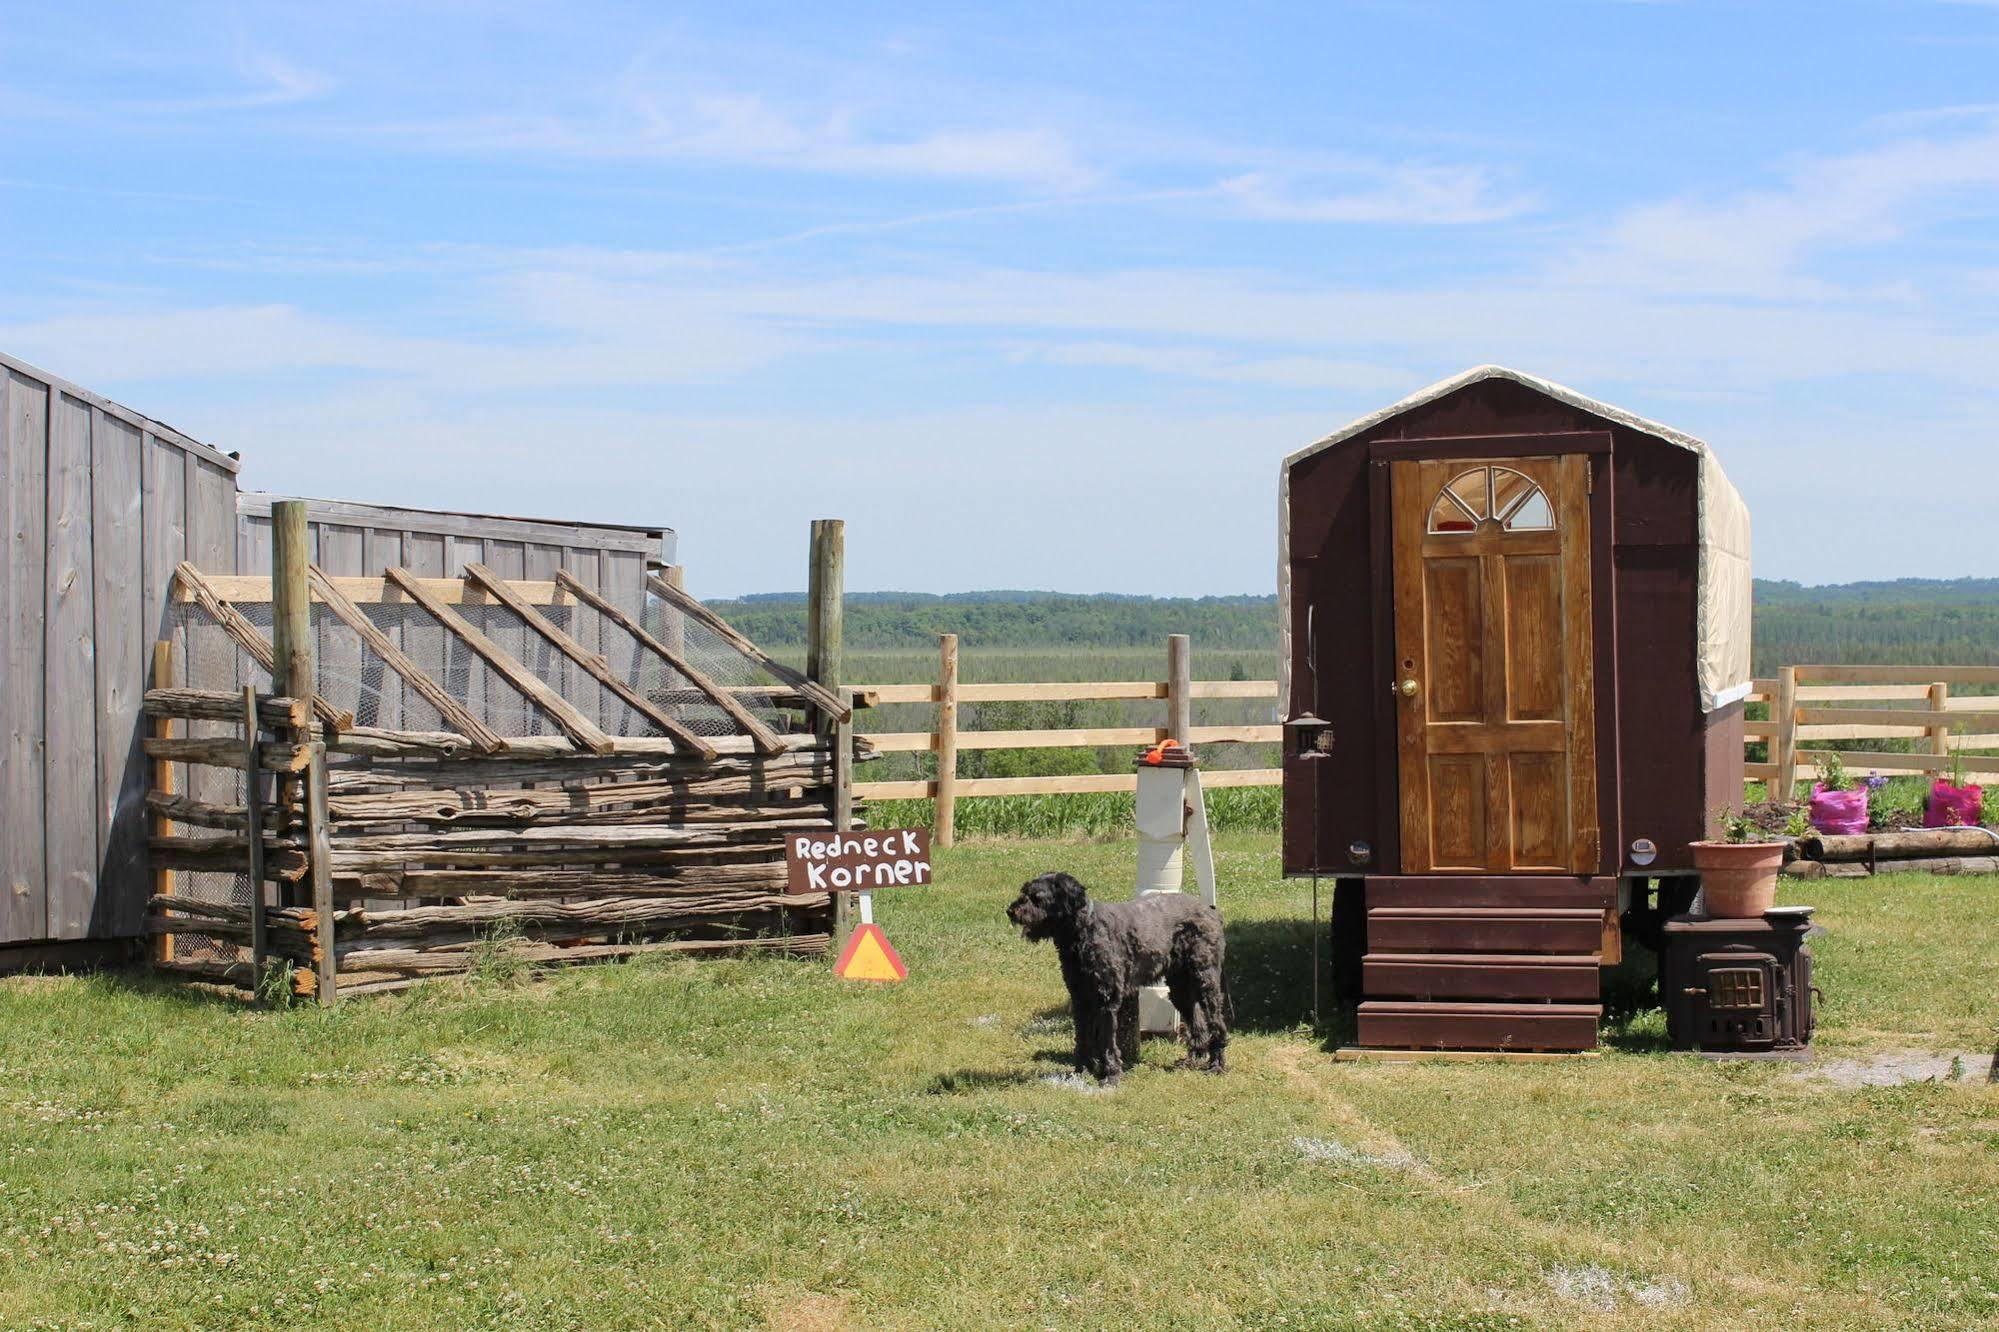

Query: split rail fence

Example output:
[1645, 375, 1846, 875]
[1745, 665, 1999, 796]
[854, 644, 1999, 843]
[854, 634, 1280, 846]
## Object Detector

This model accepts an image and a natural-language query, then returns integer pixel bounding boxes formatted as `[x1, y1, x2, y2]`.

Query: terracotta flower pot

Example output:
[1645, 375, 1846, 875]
[1689, 840, 1787, 918]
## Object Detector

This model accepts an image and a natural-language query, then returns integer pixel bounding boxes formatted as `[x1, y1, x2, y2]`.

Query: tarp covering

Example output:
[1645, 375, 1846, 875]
[1279, 365, 1752, 715]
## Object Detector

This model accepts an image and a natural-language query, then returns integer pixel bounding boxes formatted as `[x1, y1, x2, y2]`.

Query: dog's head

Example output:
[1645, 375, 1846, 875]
[1006, 871, 1089, 942]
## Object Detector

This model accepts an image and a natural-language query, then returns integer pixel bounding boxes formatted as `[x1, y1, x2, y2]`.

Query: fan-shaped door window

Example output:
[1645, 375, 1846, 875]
[1426, 466, 1554, 534]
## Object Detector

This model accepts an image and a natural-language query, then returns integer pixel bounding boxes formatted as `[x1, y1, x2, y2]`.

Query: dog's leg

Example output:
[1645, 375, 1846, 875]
[1167, 971, 1207, 1069]
[1195, 969, 1228, 1073]
[1096, 999, 1127, 1084]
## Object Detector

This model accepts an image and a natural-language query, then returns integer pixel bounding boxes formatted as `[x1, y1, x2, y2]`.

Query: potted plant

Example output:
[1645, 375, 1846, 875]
[1808, 752, 1869, 835]
[1690, 807, 1787, 918]
[1923, 744, 1985, 829]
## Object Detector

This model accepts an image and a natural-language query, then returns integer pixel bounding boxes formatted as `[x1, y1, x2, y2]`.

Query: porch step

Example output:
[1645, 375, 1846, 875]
[1358, 1000, 1602, 1053]
[1364, 875, 1615, 910]
[1365, 906, 1606, 954]
[1363, 952, 1602, 1002]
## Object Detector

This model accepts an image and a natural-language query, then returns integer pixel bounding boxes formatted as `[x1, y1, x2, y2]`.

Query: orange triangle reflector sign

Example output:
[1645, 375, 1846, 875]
[834, 923, 906, 982]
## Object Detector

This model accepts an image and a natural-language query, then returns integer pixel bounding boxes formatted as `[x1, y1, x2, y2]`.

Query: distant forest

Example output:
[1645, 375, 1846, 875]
[712, 579, 1999, 673]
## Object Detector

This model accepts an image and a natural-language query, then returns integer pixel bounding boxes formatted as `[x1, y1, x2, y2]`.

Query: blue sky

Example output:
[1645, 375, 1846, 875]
[4, 1, 1998, 597]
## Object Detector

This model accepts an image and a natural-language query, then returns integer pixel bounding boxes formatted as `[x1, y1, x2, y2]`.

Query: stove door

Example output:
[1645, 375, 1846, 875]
[1691, 950, 1781, 1049]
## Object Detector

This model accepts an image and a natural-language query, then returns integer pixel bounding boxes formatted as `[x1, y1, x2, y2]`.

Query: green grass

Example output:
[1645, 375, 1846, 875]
[2, 840, 1996, 1329]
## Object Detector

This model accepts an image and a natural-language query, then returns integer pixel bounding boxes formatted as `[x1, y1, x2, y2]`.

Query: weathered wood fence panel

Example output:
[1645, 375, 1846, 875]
[0, 352, 243, 951]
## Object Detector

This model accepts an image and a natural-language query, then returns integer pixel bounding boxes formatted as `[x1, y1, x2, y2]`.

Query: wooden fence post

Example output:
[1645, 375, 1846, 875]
[1166, 633, 1192, 742]
[807, 520, 852, 945]
[150, 640, 176, 965]
[1774, 665, 1798, 801]
[241, 685, 267, 978]
[270, 500, 312, 702]
[1929, 681, 1951, 769]
[935, 633, 959, 848]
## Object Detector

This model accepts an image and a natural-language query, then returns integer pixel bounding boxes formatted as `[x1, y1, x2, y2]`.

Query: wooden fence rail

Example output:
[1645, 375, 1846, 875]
[1744, 665, 1999, 794]
[854, 635, 1281, 845]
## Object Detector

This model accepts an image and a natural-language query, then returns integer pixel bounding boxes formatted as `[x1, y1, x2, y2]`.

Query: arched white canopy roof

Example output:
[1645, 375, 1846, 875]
[1279, 365, 1751, 714]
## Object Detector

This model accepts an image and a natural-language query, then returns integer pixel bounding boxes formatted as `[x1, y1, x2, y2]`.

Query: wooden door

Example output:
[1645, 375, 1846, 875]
[1390, 455, 1597, 874]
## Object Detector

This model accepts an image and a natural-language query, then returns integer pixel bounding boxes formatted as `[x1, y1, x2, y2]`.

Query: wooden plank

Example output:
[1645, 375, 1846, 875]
[1365, 907, 1605, 954]
[464, 563, 716, 759]
[555, 568, 782, 753]
[1773, 665, 1798, 803]
[144, 688, 310, 729]
[1334, 1046, 1599, 1063]
[242, 686, 267, 974]
[191, 572, 574, 606]
[1362, 954, 1602, 1002]
[1806, 749, 1999, 777]
[173, 564, 351, 729]
[857, 768, 1283, 801]
[1796, 684, 1932, 701]
[91, 410, 149, 938]
[45, 389, 98, 940]
[1802, 706, 1999, 730]
[305, 744, 336, 1004]
[1362, 876, 1615, 909]
[233, 491, 662, 554]
[306, 565, 507, 752]
[551, 569, 780, 754]
[149, 643, 176, 962]
[1357, 1000, 1600, 1052]
[867, 723, 1282, 754]
[1799, 664, 1999, 687]
[383, 567, 611, 754]
[1, 370, 49, 943]
[648, 572, 848, 719]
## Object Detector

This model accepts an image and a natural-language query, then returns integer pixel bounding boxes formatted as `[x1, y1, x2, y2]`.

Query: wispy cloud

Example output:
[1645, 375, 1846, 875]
[1564, 111, 1999, 297]
[135, 47, 334, 115]
[1218, 163, 1535, 224]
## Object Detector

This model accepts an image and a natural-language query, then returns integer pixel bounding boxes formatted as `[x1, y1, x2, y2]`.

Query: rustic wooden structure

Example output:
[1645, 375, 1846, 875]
[1280, 366, 1753, 1052]
[0, 350, 675, 971]
[148, 513, 852, 1001]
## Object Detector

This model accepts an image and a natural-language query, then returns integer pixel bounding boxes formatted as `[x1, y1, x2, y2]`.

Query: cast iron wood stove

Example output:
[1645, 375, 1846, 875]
[1660, 909, 1817, 1058]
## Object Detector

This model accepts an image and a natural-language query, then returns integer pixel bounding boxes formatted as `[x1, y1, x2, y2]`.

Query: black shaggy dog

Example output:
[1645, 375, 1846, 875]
[1006, 871, 1228, 1084]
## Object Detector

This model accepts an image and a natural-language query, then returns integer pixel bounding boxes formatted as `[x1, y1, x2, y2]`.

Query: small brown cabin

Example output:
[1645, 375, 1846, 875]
[1279, 366, 1752, 1051]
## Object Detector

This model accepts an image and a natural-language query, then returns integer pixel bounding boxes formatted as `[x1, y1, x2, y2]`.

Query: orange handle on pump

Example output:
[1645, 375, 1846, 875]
[1142, 738, 1182, 766]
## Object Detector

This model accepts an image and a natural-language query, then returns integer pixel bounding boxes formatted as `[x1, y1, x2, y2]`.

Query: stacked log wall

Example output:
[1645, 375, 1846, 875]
[144, 688, 839, 997]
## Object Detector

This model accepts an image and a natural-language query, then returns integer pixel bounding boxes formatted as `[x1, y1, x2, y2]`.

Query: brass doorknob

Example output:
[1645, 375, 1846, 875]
[1398, 678, 1419, 698]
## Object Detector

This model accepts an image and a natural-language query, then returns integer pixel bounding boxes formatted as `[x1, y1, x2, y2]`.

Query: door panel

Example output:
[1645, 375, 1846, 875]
[1391, 454, 1597, 874]
[1423, 559, 1484, 722]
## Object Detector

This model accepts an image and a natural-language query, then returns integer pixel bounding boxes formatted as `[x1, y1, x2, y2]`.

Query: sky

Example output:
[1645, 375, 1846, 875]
[3, 1, 1998, 598]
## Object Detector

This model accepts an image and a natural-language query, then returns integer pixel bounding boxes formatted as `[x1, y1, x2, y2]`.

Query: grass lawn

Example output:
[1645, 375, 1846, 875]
[2, 836, 1995, 1330]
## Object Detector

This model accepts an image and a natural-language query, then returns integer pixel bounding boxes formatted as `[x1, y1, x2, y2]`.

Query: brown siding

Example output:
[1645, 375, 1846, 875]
[1284, 378, 1716, 880]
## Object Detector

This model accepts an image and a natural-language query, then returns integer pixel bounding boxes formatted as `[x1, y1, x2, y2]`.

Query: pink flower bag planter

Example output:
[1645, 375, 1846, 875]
[1808, 783, 1869, 836]
[1923, 781, 1984, 828]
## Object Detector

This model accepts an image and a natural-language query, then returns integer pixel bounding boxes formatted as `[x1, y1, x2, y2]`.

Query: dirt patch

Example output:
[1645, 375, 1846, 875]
[1797, 1049, 1996, 1088]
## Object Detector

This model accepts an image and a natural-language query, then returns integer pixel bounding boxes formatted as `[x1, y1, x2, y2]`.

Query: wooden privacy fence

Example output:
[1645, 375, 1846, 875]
[855, 634, 1281, 846]
[1745, 665, 1999, 795]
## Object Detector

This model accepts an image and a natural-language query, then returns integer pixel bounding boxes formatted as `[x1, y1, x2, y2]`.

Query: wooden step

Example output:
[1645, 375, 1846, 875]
[1366, 906, 1605, 954]
[1365, 875, 1615, 910]
[1363, 952, 1602, 1002]
[1358, 1000, 1602, 1052]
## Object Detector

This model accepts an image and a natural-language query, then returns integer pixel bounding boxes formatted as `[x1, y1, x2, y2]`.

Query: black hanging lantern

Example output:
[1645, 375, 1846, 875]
[1286, 712, 1333, 760]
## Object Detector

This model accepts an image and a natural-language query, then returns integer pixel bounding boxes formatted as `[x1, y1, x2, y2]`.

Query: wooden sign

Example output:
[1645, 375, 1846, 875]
[786, 829, 932, 895]
[833, 923, 907, 983]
